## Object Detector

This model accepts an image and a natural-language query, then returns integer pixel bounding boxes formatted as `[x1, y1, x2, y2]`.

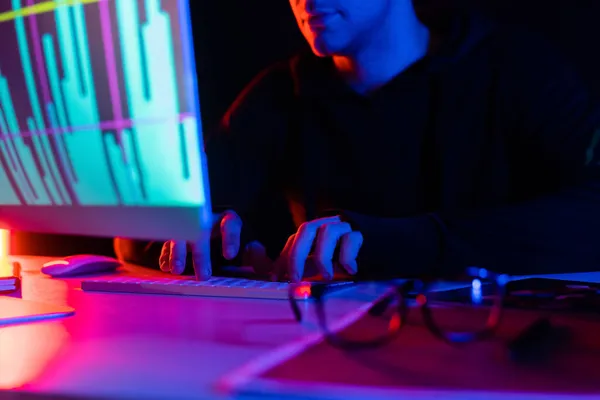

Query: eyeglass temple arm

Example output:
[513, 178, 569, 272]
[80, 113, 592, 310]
[290, 297, 303, 322]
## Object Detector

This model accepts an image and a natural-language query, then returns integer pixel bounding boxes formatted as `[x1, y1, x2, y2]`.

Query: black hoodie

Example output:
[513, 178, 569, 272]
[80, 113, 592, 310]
[206, 12, 600, 279]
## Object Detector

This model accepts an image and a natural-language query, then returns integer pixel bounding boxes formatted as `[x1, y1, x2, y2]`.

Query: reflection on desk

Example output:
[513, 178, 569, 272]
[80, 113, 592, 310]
[0, 256, 369, 400]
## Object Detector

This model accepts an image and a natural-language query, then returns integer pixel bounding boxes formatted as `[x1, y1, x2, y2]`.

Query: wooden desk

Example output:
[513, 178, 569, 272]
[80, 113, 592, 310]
[0, 256, 370, 400]
[2, 257, 598, 400]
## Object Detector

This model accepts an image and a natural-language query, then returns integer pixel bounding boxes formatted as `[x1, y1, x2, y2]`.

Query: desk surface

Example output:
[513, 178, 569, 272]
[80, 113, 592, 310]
[0, 256, 369, 400]
[1, 257, 599, 400]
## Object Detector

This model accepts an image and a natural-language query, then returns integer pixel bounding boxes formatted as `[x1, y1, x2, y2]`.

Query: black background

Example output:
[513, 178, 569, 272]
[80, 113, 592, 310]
[11, 0, 600, 256]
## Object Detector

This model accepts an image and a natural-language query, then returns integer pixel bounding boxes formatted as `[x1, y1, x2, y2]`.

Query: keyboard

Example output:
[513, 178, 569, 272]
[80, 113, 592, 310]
[80, 276, 354, 300]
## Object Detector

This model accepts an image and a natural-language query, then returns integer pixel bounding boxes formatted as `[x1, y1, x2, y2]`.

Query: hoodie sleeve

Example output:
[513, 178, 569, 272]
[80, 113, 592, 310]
[346, 32, 600, 280]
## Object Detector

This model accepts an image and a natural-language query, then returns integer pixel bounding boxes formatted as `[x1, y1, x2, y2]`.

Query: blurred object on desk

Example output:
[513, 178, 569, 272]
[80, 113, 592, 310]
[0, 297, 74, 327]
[0, 276, 18, 294]
[423, 277, 600, 314]
[0, 229, 9, 258]
[0, 226, 18, 293]
[0, 262, 20, 293]
[506, 278, 600, 313]
[0, 228, 13, 277]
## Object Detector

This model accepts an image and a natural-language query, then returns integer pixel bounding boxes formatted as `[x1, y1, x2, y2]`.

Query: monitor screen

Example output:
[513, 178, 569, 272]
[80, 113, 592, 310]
[0, 0, 211, 241]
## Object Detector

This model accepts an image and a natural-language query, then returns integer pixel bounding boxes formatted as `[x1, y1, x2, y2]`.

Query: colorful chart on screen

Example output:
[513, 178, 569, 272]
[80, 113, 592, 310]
[0, 0, 205, 207]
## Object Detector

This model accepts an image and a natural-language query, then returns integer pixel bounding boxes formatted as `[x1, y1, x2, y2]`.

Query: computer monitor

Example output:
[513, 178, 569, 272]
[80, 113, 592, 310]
[0, 0, 212, 242]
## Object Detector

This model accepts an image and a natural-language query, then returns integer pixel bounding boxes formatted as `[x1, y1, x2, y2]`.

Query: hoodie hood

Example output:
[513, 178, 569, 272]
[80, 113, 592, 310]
[423, 9, 498, 71]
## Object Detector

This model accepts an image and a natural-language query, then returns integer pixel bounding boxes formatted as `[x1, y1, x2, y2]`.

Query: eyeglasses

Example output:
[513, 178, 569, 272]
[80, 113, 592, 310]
[288, 267, 509, 349]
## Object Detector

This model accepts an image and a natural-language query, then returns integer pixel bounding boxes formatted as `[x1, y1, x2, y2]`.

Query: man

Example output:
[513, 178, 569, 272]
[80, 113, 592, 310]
[120, 0, 600, 281]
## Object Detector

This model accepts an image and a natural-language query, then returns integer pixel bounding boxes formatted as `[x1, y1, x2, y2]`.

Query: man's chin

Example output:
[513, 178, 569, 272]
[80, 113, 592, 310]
[310, 38, 343, 57]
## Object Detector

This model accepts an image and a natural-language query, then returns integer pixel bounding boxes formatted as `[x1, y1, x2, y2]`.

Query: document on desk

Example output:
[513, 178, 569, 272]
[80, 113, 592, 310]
[218, 280, 600, 400]
[513, 271, 600, 284]
[0, 297, 74, 327]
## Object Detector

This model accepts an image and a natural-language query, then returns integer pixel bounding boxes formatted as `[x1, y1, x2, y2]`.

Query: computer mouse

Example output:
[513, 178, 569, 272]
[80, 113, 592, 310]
[41, 254, 122, 278]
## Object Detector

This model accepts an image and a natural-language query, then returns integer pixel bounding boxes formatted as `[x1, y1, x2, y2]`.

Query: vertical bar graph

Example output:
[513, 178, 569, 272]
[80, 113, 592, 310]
[25, 0, 70, 205]
[114, 0, 202, 205]
[0, 0, 206, 207]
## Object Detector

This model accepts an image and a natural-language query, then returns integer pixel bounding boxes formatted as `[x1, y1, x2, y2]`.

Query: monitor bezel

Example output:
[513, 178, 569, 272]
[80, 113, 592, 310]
[0, 204, 213, 242]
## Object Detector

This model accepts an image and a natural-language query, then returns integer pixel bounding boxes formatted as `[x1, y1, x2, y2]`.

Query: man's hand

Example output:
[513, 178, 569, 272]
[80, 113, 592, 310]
[277, 216, 363, 282]
[158, 210, 243, 280]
